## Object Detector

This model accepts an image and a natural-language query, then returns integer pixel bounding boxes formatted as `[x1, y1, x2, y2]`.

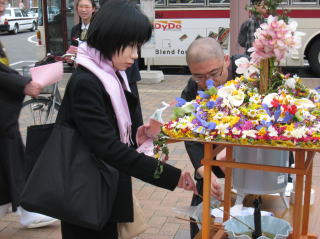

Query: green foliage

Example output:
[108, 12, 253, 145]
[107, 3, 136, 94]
[172, 104, 195, 120]
[207, 86, 218, 96]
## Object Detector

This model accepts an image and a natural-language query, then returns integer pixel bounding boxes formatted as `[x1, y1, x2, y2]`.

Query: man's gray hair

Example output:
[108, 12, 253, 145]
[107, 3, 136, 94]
[186, 37, 224, 65]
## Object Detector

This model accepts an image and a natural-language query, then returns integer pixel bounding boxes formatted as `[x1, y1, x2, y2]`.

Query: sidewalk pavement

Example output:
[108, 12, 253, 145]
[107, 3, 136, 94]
[1, 74, 319, 239]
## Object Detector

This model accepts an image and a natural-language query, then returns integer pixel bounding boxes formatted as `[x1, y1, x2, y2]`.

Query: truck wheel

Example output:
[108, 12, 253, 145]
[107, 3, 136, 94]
[307, 39, 320, 76]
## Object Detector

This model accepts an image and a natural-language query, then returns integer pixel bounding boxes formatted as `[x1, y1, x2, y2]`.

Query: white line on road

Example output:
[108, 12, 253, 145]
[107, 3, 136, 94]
[27, 35, 38, 45]
[9, 60, 37, 67]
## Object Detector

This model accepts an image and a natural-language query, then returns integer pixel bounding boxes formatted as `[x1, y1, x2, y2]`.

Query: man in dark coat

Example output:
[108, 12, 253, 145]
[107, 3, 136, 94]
[0, 51, 42, 213]
[180, 37, 247, 238]
[0, 0, 58, 227]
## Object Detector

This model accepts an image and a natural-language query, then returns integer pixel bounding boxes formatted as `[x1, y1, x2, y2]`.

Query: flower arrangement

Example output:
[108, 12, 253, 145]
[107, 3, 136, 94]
[238, 15, 305, 94]
[157, 17, 320, 148]
[162, 77, 320, 148]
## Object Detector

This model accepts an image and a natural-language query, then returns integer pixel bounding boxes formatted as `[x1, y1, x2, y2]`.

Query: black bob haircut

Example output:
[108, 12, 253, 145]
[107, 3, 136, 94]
[77, 0, 97, 8]
[87, 0, 152, 60]
[251, 0, 264, 5]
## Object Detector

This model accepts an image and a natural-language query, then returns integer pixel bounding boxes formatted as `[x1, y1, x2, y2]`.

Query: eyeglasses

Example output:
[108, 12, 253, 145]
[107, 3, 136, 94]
[191, 64, 224, 83]
[78, 5, 92, 10]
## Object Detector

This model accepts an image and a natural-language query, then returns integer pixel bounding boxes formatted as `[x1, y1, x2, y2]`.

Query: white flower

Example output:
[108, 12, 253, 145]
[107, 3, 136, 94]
[231, 108, 241, 115]
[309, 89, 320, 102]
[218, 85, 236, 98]
[232, 127, 241, 135]
[294, 98, 316, 109]
[284, 77, 296, 89]
[262, 93, 279, 107]
[221, 97, 232, 108]
[218, 86, 243, 108]
[285, 95, 295, 104]
[290, 126, 308, 138]
[248, 109, 257, 118]
[216, 123, 230, 137]
[267, 126, 278, 137]
[249, 94, 262, 104]
[259, 114, 272, 122]
[235, 57, 259, 78]
[213, 111, 224, 120]
[228, 90, 245, 107]
[301, 110, 316, 121]
[241, 130, 257, 139]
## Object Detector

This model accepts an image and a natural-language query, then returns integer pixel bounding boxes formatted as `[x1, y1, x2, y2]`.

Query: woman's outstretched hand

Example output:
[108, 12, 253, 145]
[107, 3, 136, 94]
[177, 172, 198, 195]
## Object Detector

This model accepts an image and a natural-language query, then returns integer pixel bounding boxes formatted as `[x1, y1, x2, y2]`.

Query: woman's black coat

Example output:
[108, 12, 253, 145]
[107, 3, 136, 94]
[57, 65, 181, 222]
[0, 62, 30, 210]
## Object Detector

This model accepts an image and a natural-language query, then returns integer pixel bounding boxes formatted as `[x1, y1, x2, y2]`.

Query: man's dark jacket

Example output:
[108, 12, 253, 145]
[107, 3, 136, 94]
[0, 62, 30, 210]
[180, 54, 246, 238]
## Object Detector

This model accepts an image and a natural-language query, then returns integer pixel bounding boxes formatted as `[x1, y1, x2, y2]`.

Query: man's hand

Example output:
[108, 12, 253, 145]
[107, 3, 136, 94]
[178, 172, 198, 195]
[197, 166, 223, 200]
[24, 81, 42, 98]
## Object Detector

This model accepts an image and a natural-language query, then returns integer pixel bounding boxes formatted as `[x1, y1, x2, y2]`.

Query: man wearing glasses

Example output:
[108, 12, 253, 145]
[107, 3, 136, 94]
[180, 37, 247, 238]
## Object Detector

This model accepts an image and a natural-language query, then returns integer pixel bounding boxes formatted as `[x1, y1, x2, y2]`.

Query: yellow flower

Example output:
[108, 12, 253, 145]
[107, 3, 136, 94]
[258, 127, 267, 136]
[210, 95, 218, 100]
[286, 124, 294, 132]
[248, 77, 257, 82]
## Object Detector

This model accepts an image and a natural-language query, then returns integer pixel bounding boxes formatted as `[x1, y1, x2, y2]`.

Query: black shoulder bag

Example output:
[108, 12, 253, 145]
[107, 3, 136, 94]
[21, 121, 119, 230]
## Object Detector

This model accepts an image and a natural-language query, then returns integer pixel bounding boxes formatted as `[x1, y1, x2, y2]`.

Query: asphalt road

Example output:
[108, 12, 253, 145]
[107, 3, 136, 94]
[0, 30, 38, 72]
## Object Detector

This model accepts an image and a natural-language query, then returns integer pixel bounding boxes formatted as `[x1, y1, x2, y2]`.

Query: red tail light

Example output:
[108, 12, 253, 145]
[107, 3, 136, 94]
[4, 18, 8, 25]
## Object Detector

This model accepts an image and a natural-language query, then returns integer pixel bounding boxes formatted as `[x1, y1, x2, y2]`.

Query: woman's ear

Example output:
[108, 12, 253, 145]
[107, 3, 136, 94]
[224, 55, 230, 67]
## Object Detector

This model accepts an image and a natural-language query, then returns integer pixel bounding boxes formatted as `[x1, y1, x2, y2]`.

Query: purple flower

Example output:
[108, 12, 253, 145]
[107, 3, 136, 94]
[193, 102, 199, 109]
[274, 109, 281, 122]
[206, 79, 215, 88]
[207, 122, 217, 130]
[206, 100, 216, 109]
[198, 90, 210, 99]
[262, 104, 271, 116]
[175, 97, 186, 107]
[279, 112, 293, 123]
[257, 120, 272, 130]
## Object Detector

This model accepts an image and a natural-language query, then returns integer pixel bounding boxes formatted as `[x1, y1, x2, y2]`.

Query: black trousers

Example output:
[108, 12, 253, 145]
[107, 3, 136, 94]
[61, 221, 118, 239]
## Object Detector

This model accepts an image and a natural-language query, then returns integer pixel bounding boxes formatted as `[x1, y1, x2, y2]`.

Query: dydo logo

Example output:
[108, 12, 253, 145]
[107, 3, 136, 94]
[154, 20, 182, 31]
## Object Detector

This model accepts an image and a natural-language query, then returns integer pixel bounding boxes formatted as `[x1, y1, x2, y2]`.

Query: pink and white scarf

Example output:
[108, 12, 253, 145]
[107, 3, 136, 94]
[76, 42, 132, 145]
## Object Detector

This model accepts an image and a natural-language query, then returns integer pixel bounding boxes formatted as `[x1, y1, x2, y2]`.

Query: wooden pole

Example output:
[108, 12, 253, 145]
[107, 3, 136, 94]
[259, 59, 269, 94]
[202, 144, 213, 239]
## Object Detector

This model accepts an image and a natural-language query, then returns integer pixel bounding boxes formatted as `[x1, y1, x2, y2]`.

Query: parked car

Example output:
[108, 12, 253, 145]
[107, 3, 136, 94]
[48, 6, 60, 22]
[0, 7, 37, 34]
[27, 7, 39, 21]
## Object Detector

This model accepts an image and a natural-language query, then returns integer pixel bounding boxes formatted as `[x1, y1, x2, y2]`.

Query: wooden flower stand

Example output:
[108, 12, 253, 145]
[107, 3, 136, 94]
[168, 138, 319, 239]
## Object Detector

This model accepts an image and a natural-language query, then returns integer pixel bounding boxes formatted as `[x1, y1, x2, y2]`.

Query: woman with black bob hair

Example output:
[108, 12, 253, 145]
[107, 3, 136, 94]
[58, 0, 197, 238]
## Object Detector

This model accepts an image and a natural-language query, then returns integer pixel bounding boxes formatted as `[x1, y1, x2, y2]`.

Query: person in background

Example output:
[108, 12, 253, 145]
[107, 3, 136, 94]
[0, 0, 58, 229]
[238, 0, 267, 55]
[65, 0, 96, 64]
[70, 0, 96, 47]
[58, 1, 197, 238]
[18, 0, 24, 9]
[181, 37, 247, 238]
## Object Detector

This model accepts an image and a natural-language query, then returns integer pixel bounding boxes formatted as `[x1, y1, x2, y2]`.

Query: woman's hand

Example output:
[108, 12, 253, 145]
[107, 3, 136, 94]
[24, 81, 42, 98]
[177, 172, 198, 195]
[136, 124, 150, 146]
